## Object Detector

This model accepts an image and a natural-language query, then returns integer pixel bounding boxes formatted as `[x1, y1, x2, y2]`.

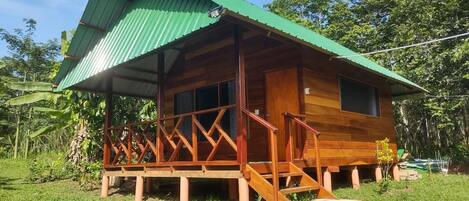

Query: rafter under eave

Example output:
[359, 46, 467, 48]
[79, 20, 106, 32]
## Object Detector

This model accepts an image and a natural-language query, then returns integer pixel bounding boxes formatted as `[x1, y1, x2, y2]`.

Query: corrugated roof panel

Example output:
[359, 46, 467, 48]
[213, 0, 425, 92]
[54, 0, 128, 84]
[56, 0, 218, 91]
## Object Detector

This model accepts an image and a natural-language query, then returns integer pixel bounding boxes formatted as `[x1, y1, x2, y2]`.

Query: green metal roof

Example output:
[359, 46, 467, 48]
[55, 0, 218, 91]
[55, 0, 425, 95]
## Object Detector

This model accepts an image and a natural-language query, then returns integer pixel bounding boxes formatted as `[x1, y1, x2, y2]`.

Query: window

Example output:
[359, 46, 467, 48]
[339, 78, 380, 116]
[174, 81, 237, 140]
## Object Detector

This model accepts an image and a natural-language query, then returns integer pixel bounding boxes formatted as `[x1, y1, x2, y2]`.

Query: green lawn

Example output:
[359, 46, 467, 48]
[334, 172, 469, 201]
[0, 159, 138, 201]
[1, 158, 469, 201]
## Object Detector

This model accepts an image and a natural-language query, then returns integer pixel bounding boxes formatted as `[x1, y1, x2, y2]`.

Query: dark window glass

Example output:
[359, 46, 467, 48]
[340, 78, 380, 116]
[220, 81, 236, 138]
[173, 80, 237, 140]
[174, 91, 194, 138]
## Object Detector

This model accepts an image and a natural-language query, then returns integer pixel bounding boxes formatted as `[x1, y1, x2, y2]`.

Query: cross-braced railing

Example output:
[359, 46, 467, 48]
[104, 105, 238, 168]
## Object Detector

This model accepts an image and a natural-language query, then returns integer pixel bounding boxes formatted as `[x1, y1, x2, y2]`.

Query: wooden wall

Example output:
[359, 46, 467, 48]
[300, 47, 398, 167]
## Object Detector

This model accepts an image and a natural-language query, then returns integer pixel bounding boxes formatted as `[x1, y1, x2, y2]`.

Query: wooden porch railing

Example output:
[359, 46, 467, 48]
[242, 108, 280, 201]
[104, 105, 239, 168]
[284, 112, 323, 185]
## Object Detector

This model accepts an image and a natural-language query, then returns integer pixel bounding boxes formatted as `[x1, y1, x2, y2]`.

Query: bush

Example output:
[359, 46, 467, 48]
[27, 152, 77, 183]
[76, 161, 102, 190]
[448, 144, 469, 165]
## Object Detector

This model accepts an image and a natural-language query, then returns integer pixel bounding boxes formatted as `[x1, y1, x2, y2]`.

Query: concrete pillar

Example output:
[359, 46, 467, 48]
[393, 164, 400, 181]
[180, 177, 189, 201]
[238, 178, 249, 201]
[135, 176, 144, 201]
[228, 179, 238, 200]
[101, 175, 109, 198]
[375, 166, 383, 182]
[351, 166, 360, 189]
[323, 169, 332, 192]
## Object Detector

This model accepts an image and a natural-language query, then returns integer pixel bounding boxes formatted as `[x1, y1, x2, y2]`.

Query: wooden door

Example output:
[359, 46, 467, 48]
[265, 67, 300, 161]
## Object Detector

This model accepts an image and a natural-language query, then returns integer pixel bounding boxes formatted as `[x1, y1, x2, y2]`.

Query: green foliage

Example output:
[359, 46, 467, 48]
[75, 161, 102, 191]
[27, 152, 77, 183]
[448, 144, 469, 165]
[376, 138, 394, 164]
[376, 138, 394, 194]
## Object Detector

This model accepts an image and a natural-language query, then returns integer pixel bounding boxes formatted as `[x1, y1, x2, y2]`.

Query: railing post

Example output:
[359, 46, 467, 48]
[234, 25, 247, 167]
[192, 115, 198, 162]
[270, 129, 280, 201]
[284, 114, 293, 162]
[313, 133, 323, 185]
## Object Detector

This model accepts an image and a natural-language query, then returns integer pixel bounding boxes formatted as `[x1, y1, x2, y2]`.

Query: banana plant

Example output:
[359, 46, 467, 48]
[3, 78, 70, 139]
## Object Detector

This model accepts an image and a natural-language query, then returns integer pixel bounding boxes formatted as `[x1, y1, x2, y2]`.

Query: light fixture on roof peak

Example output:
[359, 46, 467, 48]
[208, 6, 225, 18]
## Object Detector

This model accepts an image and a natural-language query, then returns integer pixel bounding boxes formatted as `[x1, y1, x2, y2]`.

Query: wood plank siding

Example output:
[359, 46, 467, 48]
[300, 48, 397, 166]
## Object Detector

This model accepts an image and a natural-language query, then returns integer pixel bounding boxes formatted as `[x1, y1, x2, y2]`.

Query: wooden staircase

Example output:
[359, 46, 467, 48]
[246, 162, 336, 201]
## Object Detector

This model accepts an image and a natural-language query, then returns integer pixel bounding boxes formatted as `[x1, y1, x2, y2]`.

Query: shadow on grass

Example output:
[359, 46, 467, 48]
[0, 176, 19, 190]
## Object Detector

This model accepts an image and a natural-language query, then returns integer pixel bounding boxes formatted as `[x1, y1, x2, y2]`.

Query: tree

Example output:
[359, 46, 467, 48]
[268, 0, 469, 161]
[0, 19, 59, 158]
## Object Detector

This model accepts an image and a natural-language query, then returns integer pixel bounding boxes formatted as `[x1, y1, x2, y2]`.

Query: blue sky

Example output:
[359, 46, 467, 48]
[0, 0, 272, 57]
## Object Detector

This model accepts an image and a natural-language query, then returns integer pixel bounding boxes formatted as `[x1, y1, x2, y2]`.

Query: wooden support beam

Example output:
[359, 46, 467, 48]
[180, 177, 189, 201]
[323, 169, 332, 192]
[64, 55, 80, 61]
[375, 166, 383, 182]
[234, 25, 248, 167]
[103, 75, 112, 166]
[113, 74, 157, 85]
[228, 179, 238, 200]
[145, 177, 152, 193]
[238, 178, 249, 201]
[79, 20, 106, 32]
[351, 166, 360, 189]
[125, 66, 158, 75]
[135, 176, 144, 201]
[392, 164, 400, 181]
[156, 52, 165, 163]
[100, 175, 109, 198]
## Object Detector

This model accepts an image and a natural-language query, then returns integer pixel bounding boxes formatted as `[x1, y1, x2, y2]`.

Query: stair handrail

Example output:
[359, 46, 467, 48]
[283, 112, 323, 186]
[242, 108, 280, 201]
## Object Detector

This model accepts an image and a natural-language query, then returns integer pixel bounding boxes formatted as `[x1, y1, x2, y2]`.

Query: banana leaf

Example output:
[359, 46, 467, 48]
[29, 121, 73, 138]
[5, 81, 52, 92]
[5, 92, 61, 106]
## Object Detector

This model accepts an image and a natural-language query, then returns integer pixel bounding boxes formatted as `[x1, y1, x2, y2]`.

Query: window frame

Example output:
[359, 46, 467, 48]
[338, 76, 381, 117]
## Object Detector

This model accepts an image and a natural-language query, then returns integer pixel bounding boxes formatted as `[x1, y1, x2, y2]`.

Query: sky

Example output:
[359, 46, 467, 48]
[0, 0, 272, 57]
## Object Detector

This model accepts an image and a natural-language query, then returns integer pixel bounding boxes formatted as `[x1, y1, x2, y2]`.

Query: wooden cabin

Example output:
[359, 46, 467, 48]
[54, 0, 425, 200]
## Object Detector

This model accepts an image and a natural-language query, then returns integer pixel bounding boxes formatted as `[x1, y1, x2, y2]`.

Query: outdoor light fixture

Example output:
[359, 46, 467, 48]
[208, 6, 225, 18]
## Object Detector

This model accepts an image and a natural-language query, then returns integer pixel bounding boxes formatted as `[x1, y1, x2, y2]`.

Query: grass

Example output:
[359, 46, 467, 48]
[334, 172, 469, 201]
[1, 158, 469, 201]
[0, 159, 153, 201]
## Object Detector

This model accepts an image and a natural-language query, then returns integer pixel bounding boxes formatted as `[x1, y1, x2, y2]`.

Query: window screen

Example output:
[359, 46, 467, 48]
[340, 78, 380, 116]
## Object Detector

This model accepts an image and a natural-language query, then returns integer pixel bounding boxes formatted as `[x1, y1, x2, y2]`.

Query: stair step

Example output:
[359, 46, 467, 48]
[262, 172, 303, 179]
[280, 186, 318, 194]
[248, 161, 290, 174]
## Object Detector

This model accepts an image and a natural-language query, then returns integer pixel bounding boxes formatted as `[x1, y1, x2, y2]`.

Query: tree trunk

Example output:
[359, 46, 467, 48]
[24, 106, 32, 158]
[13, 108, 21, 159]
